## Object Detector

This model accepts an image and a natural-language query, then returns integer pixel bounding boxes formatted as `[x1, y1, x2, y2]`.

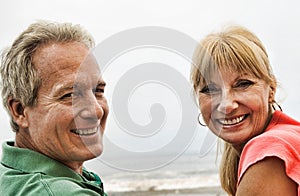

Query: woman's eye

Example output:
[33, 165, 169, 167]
[199, 84, 219, 94]
[235, 80, 254, 89]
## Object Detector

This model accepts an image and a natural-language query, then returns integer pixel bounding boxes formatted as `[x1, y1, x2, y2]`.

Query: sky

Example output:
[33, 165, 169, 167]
[1, 0, 300, 168]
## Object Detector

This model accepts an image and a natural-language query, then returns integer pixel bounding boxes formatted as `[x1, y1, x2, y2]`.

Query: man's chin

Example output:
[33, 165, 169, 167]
[84, 144, 103, 159]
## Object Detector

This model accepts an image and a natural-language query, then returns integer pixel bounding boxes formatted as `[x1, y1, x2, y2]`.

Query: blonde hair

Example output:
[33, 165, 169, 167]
[0, 20, 95, 132]
[191, 26, 277, 195]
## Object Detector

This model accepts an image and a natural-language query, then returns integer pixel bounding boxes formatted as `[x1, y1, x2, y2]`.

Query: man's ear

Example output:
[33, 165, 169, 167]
[7, 97, 29, 128]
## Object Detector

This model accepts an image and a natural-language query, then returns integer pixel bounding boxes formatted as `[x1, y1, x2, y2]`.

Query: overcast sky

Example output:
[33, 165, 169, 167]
[1, 0, 300, 159]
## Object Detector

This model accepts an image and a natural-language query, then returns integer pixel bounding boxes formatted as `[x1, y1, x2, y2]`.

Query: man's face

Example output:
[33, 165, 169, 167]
[23, 42, 109, 168]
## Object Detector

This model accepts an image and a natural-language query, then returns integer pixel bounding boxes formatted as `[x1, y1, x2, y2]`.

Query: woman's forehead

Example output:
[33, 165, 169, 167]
[200, 67, 256, 84]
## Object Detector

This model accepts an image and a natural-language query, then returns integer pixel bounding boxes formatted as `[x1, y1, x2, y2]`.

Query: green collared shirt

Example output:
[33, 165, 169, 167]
[0, 141, 107, 196]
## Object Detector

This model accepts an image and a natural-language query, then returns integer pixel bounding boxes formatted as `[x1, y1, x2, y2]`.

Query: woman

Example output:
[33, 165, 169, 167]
[191, 26, 300, 195]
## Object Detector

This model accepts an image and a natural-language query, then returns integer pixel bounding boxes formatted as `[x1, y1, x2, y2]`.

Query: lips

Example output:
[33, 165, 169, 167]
[71, 127, 98, 136]
[217, 114, 247, 126]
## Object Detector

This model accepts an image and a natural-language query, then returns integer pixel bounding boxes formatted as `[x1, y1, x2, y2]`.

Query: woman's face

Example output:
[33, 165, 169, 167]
[198, 68, 273, 148]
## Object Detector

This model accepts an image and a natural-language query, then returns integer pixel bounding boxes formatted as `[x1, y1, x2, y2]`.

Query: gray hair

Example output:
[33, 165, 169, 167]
[0, 20, 95, 132]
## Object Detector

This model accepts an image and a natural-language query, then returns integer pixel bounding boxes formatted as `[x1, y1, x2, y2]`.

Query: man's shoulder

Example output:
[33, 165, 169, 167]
[0, 167, 102, 195]
[0, 142, 104, 195]
[0, 168, 49, 195]
[42, 175, 103, 195]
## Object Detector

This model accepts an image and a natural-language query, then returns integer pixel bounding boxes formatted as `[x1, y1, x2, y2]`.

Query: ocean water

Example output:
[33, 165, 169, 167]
[85, 150, 226, 196]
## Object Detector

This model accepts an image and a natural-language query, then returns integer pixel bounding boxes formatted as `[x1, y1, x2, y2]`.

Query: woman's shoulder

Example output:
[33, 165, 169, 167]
[238, 111, 300, 188]
[236, 156, 298, 195]
[265, 111, 300, 133]
[241, 111, 300, 164]
[254, 111, 300, 146]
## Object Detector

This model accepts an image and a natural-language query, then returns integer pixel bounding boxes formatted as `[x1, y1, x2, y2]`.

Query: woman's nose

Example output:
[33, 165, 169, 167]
[216, 91, 238, 114]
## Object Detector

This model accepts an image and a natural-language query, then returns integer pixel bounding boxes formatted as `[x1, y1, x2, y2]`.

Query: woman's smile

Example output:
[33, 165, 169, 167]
[216, 114, 249, 127]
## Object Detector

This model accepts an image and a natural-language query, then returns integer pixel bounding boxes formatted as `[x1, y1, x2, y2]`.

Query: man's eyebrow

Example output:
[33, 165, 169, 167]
[53, 80, 106, 95]
[53, 84, 74, 96]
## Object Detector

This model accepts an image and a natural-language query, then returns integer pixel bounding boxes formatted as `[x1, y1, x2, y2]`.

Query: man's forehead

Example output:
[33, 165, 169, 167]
[33, 43, 89, 75]
[78, 54, 101, 73]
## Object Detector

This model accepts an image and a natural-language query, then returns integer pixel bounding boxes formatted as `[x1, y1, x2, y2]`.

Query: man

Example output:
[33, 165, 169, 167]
[0, 20, 109, 195]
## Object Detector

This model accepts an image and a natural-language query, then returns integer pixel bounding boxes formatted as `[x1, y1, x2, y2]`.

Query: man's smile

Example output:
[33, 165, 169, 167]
[71, 127, 99, 136]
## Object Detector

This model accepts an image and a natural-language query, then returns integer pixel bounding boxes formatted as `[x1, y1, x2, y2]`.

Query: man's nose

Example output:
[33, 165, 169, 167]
[79, 92, 104, 121]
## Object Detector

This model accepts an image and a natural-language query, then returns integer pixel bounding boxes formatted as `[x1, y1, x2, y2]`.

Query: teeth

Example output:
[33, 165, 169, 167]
[220, 115, 245, 125]
[71, 127, 98, 135]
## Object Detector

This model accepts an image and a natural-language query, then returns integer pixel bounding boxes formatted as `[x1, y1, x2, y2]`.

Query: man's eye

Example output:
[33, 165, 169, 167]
[199, 84, 219, 94]
[60, 93, 73, 100]
[60, 91, 81, 100]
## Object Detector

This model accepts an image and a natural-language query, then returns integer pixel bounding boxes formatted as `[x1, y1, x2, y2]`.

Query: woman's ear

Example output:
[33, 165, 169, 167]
[269, 86, 276, 103]
[7, 97, 29, 128]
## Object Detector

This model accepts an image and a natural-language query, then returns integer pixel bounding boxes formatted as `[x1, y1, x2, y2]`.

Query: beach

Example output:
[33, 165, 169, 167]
[107, 187, 226, 196]
[86, 150, 226, 196]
